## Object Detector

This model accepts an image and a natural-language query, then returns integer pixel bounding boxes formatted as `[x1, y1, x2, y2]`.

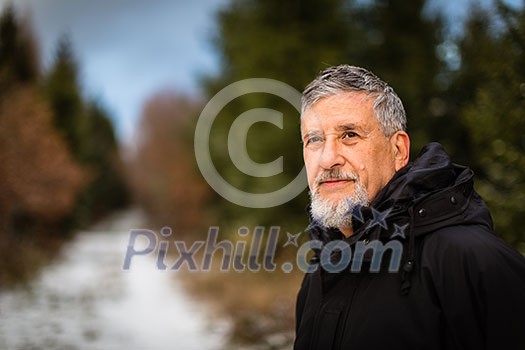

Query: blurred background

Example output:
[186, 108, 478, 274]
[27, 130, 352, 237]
[0, 0, 524, 349]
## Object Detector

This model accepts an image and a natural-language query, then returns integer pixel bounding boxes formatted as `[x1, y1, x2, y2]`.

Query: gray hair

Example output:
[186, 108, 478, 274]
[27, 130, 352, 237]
[301, 65, 407, 136]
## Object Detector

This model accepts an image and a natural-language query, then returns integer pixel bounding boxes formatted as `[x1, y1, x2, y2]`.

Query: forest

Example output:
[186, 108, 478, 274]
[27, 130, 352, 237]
[0, 4, 128, 284]
[129, 1, 525, 343]
[132, 0, 525, 249]
[1, 0, 524, 346]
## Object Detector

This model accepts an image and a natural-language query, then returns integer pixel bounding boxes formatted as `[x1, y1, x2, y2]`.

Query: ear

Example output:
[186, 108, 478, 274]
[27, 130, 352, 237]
[390, 131, 410, 171]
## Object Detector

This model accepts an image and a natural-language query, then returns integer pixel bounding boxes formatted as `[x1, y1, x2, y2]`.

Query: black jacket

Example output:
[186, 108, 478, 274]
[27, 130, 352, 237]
[294, 143, 525, 350]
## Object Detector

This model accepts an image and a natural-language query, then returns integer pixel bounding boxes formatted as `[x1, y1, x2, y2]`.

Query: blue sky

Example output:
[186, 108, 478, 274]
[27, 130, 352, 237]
[1, 0, 229, 143]
[0, 0, 521, 144]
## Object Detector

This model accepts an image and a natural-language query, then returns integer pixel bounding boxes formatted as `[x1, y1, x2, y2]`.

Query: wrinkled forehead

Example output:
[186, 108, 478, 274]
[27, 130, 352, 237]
[300, 92, 376, 134]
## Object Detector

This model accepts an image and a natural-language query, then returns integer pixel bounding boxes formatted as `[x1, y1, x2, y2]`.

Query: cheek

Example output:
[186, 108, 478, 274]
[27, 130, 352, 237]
[354, 149, 377, 186]
[356, 163, 368, 186]
[303, 151, 317, 190]
[364, 149, 395, 189]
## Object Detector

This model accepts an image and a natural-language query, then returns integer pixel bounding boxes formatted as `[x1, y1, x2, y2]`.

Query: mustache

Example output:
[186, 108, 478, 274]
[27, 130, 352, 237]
[315, 168, 358, 185]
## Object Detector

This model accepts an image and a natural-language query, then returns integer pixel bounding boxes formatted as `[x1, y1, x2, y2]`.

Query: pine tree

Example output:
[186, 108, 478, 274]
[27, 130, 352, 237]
[73, 101, 129, 224]
[0, 4, 39, 97]
[353, 0, 445, 154]
[43, 35, 86, 159]
[201, 0, 445, 231]
[452, 1, 525, 247]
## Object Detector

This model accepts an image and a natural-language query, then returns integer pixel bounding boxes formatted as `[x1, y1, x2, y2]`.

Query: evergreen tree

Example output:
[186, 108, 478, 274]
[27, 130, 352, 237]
[353, 0, 445, 154]
[0, 3, 39, 97]
[202, 0, 445, 232]
[73, 101, 129, 224]
[203, 0, 369, 231]
[43, 36, 129, 226]
[451, 1, 525, 246]
[0, 3, 129, 284]
[43, 36, 86, 159]
[211, 0, 363, 87]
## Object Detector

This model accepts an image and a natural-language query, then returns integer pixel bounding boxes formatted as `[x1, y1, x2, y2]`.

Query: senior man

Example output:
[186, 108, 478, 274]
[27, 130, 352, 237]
[294, 65, 525, 349]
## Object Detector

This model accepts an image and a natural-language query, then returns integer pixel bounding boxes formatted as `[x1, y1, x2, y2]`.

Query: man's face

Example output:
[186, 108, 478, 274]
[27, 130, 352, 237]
[301, 92, 399, 211]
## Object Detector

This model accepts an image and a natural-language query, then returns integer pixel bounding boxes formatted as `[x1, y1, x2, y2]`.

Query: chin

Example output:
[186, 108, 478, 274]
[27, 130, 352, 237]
[319, 191, 353, 204]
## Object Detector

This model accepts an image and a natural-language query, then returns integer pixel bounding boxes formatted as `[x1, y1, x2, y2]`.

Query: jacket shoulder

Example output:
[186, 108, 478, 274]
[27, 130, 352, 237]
[418, 224, 525, 348]
[420, 223, 524, 269]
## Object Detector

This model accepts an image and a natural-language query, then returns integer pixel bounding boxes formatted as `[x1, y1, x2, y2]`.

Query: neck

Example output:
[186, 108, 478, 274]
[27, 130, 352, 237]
[339, 226, 353, 237]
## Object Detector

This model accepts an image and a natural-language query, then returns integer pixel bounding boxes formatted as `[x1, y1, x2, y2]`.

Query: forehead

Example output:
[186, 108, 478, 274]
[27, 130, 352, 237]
[301, 92, 377, 133]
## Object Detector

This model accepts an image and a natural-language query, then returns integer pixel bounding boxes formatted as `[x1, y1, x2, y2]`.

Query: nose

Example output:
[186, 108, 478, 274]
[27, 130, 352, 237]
[319, 137, 345, 169]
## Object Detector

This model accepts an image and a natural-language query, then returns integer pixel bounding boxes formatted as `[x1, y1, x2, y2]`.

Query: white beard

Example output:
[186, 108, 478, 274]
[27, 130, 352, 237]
[309, 178, 369, 229]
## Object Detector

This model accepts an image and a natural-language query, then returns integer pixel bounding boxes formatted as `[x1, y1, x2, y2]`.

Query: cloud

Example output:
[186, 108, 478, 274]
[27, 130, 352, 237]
[1, 0, 227, 142]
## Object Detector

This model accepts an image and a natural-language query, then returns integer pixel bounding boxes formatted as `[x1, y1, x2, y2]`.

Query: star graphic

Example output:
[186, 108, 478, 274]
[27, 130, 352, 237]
[369, 207, 392, 230]
[283, 231, 302, 247]
[390, 223, 409, 240]
[348, 204, 365, 223]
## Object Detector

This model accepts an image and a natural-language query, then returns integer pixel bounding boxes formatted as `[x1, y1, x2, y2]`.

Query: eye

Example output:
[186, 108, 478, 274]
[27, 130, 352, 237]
[342, 131, 358, 139]
[340, 131, 359, 145]
[305, 136, 324, 146]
